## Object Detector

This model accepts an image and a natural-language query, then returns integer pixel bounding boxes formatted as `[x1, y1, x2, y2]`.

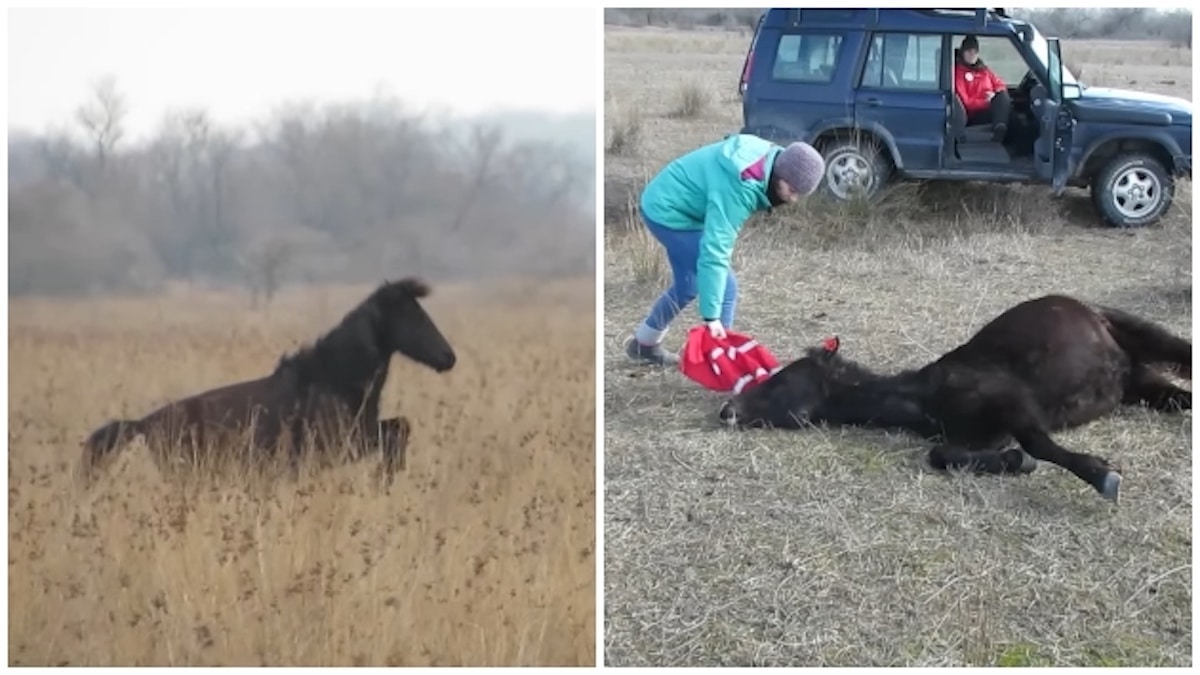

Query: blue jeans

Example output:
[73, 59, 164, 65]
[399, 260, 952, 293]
[640, 214, 738, 332]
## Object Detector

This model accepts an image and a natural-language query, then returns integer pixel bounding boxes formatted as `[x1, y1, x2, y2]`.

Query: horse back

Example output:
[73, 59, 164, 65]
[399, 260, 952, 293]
[138, 371, 301, 447]
[949, 295, 1119, 364]
[937, 295, 1129, 428]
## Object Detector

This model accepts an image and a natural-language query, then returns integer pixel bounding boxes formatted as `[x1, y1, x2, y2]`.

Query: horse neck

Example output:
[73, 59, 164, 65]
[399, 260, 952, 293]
[306, 328, 391, 417]
[824, 364, 932, 433]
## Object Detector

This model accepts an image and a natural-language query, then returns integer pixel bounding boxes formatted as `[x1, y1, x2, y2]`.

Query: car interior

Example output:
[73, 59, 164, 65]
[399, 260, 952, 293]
[946, 37, 1044, 168]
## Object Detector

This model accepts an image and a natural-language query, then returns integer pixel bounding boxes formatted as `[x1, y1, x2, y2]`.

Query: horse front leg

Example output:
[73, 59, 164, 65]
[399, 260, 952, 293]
[927, 442, 1038, 476]
[378, 417, 411, 485]
[286, 417, 309, 481]
[989, 393, 1123, 503]
[1006, 427, 1122, 503]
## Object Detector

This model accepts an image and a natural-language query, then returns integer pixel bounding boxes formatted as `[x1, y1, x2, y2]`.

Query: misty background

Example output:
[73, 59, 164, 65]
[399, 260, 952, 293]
[8, 8, 597, 299]
[603, 7, 1193, 47]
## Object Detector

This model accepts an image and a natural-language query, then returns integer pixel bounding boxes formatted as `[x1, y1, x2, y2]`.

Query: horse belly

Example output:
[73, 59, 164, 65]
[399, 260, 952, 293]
[1031, 355, 1128, 430]
[1040, 379, 1125, 430]
[208, 411, 286, 449]
[937, 415, 1011, 449]
[922, 392, 1012, 449]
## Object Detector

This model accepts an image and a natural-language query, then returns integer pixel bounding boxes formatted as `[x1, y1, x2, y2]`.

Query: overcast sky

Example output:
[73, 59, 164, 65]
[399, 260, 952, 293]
[8, 5, 598, 141]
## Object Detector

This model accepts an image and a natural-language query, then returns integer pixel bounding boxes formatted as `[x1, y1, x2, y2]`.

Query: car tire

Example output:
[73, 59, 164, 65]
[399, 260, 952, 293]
[817, 138, 891, 203]
[1090, 153, 1174, 228]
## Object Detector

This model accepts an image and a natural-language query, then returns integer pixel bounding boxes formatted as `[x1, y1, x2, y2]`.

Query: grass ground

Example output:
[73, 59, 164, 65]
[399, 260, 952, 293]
[603, 27, 1192, 667]
[8, 277, 596, 666]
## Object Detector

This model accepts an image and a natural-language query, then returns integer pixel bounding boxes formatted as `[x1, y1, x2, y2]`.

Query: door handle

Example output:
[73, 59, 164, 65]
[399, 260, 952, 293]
[864, 97, 881, 106]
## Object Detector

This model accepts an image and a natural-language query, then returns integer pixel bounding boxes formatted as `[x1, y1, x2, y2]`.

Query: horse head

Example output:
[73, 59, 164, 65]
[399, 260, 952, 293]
[368, 277, 457, 373]
[718, 336, 843, 429]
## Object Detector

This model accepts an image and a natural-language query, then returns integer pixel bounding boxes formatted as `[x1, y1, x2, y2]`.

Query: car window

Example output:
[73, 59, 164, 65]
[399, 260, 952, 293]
[772, 32, 843, 84]
[860, 33, 942, 91]
[950, 34, 1027, 87]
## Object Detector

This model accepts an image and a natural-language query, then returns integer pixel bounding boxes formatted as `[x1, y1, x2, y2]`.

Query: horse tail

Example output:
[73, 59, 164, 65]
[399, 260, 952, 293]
[79, 418, 143, 483]
[1098, 305, 1192, 380]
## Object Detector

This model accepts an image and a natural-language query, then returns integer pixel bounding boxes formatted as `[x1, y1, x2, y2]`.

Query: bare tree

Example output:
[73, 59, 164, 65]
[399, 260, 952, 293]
[239, 237, 295, 308]
[37, 128, 88, 190]
[74, 75, 128, 170]
[11, 85, 596, 295]
[447, 122, 505, 232]
[147, 107, 239, 277]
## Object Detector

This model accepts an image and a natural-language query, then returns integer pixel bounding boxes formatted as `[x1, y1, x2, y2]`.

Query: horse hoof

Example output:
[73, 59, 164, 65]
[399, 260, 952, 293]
[1100, 471, 1122, 504]
[1012, 449, 1038, 474]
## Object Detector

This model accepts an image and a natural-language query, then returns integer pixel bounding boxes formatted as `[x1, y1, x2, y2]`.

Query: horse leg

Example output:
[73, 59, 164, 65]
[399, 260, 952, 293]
[927, 443, 1037, 476]
[1123, 364, 1191, 412]
[988, 391, 1122, 503]
[287, 418, 307, 481]
[379, 417, 411, 484]
[1098, 305, 1192, 379]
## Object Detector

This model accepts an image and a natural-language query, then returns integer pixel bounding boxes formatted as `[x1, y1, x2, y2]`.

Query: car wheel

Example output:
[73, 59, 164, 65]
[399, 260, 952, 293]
[818, 139, 890, 202]
[1090, 153, 1174, 228]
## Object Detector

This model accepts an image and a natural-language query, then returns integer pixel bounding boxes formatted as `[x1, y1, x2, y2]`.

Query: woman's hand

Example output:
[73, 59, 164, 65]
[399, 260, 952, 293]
[704, 318, 727, 339]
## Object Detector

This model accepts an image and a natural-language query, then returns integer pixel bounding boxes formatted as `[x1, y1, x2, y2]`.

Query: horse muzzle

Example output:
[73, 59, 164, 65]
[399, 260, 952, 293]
[432, 350, 457, 372]
[718, 399, 739, 428]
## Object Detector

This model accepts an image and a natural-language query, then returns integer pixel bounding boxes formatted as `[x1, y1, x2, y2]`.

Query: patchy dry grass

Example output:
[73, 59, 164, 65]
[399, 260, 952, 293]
[8, 277, 596, 667]
[669, 81, 711, 119]
[603, 27, 1191, 667]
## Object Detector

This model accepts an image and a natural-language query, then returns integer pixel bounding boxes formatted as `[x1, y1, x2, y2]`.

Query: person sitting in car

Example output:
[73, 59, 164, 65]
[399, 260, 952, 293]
[954, 35, 1011, 143]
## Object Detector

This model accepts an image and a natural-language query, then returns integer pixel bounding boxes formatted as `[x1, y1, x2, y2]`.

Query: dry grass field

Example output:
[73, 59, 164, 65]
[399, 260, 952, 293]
[604, 27, 1192, 667]
[8, 277, 596, 666]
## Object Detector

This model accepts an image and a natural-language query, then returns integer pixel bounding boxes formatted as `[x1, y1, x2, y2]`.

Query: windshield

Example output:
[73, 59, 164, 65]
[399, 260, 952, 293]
[1027, 24, 1080, 89]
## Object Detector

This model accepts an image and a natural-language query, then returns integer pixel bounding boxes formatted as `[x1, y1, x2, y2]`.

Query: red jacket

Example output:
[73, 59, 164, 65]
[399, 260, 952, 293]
[953, 62, 1005, 115]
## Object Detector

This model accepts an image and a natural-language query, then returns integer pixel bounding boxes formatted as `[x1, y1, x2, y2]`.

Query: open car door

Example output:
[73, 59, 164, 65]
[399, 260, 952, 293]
[1037, 36, 1074, 194]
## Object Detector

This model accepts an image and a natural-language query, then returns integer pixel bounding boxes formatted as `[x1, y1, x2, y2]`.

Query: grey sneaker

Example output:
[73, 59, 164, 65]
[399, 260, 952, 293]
[625, 337, 679, 366]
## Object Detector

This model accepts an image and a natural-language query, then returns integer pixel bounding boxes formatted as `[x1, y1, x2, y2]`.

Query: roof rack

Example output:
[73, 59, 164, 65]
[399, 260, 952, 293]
[782, 8, 1012, 29]
[924, 8, 1011, 29]
[928, 8, 1009, 17]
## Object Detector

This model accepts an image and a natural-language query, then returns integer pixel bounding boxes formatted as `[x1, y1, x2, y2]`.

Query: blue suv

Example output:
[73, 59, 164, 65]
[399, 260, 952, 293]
[738, 8, 1193, 228]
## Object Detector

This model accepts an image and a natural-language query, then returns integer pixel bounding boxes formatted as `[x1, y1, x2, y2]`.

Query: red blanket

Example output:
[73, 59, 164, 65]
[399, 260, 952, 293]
[679, 326, 782, 394]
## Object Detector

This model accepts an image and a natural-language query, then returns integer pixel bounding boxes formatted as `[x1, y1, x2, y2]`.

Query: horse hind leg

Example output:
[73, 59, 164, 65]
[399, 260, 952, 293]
[1123, 364, 1191, 413]
[1099, 306, 1192, 379]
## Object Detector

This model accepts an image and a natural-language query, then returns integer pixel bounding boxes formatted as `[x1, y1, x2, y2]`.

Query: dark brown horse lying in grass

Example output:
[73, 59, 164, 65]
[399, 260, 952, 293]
[717, 295, 1191, 504]
[80, 278, 455, 486]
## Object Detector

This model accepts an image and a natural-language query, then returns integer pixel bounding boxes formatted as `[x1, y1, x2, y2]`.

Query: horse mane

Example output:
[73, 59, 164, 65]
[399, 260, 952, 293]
[799, 345, 933, 430]
[801, 346, 887, 385]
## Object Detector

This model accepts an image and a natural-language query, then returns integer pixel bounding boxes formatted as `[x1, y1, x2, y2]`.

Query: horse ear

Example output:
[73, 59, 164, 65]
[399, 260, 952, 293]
[821, 335, 840, 353]
[395, 277, 431, 299]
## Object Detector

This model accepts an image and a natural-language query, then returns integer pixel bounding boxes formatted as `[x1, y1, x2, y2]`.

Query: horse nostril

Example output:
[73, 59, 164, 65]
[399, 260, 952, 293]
[718, 400, 737, 426]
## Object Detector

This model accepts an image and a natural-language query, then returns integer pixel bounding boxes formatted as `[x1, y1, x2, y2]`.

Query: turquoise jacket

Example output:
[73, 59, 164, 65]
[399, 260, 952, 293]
[640, 134, 781, 321]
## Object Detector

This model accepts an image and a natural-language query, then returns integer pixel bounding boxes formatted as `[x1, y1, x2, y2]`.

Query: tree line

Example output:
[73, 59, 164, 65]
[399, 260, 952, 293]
[9, 76, 596, 299]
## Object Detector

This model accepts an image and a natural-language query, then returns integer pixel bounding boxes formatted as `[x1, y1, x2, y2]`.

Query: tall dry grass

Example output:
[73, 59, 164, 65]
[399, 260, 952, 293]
[8, 277, 596, 666]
